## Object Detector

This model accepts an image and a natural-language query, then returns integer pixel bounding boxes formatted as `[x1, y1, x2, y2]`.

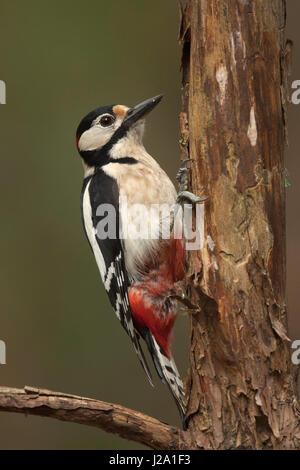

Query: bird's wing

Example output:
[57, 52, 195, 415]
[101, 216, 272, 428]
[81, 169, 153, 386]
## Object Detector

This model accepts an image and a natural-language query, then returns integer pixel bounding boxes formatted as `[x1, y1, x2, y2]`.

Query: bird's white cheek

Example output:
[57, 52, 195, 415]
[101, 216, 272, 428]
[78, 126, 113, 152]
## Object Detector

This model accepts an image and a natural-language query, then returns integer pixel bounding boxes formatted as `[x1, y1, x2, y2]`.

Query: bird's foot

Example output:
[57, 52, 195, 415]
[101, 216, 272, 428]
[176, 160, 208, 205]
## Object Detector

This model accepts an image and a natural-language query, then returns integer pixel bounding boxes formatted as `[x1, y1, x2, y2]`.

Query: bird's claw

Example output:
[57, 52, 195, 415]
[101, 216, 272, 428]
[180, 158, 195, 168]
[176, 191, 209, 205]
[176, 167, 189, 192]
[176, 161, 208, 205]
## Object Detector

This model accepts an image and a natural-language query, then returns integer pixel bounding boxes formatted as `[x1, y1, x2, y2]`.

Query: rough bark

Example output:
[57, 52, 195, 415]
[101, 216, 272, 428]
[179, 0, 300, 449]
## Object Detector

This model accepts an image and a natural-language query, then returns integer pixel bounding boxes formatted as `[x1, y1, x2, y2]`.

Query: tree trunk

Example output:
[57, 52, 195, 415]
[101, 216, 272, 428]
[179, 0, 300, 449]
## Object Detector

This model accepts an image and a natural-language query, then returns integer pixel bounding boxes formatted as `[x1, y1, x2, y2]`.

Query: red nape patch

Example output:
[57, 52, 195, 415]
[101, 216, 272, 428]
[129, 288, 176, 358]
[75, 134, 80, 149]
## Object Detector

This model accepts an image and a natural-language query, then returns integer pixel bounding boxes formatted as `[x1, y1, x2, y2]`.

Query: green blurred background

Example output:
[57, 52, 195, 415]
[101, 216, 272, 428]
[0, 0, 299, 450]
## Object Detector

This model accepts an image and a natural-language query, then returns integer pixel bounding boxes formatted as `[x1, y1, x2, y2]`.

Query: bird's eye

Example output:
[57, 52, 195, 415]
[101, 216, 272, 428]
[99, 114, 115, 127]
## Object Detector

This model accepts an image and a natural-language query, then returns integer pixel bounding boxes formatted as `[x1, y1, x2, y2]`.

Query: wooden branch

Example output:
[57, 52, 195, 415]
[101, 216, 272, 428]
[0, 385, 191, 450]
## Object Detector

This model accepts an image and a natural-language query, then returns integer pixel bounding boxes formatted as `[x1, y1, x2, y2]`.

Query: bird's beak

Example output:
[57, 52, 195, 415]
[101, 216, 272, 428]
[122, 94, 163, 129]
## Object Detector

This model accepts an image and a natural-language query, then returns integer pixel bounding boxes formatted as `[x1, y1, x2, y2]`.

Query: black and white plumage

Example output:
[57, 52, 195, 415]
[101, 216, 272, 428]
[81, 168, 153, 385]
[76, 96, 187, 426]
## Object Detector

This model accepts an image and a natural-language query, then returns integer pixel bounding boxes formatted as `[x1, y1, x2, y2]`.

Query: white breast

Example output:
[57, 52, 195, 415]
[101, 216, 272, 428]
[103, 152, 177, 280]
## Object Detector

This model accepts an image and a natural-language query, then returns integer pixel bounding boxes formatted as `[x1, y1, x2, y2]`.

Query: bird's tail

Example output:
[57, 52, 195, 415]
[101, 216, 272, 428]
[144, 329, 187, 429]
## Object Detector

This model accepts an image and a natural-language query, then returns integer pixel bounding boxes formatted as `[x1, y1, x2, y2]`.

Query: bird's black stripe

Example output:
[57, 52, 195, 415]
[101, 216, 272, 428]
[113, 157, 138, 165]
[80, 151, 138, 169]
[80, 175, 93, 250]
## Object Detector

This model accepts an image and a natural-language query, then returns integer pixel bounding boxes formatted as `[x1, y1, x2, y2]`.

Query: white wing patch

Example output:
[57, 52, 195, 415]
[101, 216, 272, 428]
[104, 262, 116, 291]
[82, 180, 107, 281]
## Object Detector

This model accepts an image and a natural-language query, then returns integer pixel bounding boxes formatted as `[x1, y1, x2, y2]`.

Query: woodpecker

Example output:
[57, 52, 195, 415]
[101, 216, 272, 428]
[76, 95, 203, 426]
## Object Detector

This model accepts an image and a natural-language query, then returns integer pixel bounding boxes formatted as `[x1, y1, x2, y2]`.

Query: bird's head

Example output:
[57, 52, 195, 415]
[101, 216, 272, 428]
[76, 94, 163, 171]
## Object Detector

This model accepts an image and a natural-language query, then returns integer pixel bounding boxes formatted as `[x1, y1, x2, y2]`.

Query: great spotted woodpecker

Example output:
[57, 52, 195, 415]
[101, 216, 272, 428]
[76, 95, 203, 425]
